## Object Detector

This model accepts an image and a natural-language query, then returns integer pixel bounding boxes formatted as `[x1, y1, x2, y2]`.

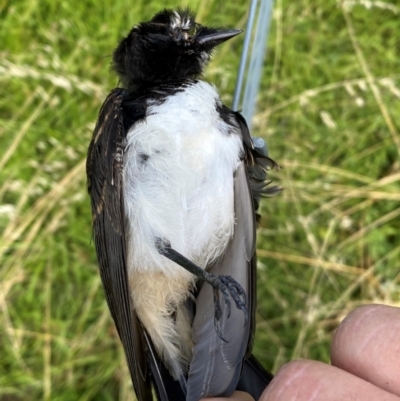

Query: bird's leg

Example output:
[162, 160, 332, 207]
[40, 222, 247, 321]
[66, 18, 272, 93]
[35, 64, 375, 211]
[156, 239, 247, 341]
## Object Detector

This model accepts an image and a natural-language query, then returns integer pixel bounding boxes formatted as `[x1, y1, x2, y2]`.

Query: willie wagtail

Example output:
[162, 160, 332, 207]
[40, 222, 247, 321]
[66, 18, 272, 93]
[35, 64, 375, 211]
[86, 8, 278, 401]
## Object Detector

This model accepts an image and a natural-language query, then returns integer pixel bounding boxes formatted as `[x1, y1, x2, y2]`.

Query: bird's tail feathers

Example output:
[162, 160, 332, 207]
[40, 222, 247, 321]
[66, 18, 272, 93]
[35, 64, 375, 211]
[143, 330, 187, 401]
[236, 354, 274, 400]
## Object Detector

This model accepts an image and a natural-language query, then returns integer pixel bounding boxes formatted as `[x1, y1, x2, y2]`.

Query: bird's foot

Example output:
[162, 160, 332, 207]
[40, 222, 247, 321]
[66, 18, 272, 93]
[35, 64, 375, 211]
[155, 242, 248, 342]
[204, 273, 248, 342]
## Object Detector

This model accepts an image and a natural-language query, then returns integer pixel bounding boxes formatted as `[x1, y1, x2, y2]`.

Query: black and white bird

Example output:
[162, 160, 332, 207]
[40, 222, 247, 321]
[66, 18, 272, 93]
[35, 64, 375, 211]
[86, 8, 277, 401]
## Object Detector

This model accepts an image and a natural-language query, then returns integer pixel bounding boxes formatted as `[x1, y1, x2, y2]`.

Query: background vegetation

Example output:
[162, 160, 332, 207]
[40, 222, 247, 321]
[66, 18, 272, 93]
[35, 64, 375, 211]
[1, 0, 399, 399]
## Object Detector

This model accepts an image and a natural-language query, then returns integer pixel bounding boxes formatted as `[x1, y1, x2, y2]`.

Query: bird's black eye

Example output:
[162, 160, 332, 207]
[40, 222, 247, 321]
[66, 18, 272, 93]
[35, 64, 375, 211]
[183, 24, 197, 37]
[189, 24, 197, 36]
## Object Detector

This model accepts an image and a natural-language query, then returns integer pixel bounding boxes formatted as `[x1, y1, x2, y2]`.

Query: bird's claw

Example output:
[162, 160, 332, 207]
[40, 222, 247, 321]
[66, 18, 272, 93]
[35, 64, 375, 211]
[207, 274, 248, 342]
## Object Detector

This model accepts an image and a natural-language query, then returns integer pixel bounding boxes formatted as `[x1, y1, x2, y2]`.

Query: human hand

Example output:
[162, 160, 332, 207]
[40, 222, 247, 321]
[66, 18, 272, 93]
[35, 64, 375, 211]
[202, 304, 400, 400]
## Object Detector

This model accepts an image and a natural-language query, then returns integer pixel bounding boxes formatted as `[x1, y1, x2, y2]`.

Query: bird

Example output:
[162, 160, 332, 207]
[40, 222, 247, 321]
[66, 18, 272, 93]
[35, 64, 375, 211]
[86, 7, 278, 401]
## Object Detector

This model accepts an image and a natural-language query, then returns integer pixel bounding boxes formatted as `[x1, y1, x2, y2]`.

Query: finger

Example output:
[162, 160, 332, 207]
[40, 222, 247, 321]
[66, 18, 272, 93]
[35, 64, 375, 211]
[260, 360, 400, 401]
[331, 304, 400, 397]
[200, 390, 255, 401]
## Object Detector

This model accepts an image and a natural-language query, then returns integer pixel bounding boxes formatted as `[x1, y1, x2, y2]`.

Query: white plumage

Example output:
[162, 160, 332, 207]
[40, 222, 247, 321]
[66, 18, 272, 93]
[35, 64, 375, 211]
[123, 81, 243, 375]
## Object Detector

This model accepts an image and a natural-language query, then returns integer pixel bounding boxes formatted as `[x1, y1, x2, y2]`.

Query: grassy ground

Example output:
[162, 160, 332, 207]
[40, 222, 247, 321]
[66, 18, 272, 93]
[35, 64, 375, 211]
[1, 0, 399, 399]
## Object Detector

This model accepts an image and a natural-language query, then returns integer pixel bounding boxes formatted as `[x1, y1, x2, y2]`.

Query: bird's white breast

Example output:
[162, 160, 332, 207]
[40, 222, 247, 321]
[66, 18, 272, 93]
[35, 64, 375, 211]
[123, 81, 243, 276]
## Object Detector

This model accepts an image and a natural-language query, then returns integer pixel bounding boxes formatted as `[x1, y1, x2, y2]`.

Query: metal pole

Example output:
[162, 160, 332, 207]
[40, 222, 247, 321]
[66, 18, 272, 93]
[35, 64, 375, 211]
[232, 0, 258, 111]
[232, 0, 274, 131]
[241, 0, 274, 125]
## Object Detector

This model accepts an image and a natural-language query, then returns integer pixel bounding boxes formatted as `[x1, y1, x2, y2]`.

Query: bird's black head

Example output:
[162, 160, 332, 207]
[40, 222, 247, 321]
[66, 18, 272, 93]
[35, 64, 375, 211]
[112, 8, 241, 88]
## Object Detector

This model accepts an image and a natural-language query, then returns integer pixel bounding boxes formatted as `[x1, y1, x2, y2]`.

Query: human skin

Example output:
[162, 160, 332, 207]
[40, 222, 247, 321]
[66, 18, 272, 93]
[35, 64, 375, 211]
[201, 304, 400, 401]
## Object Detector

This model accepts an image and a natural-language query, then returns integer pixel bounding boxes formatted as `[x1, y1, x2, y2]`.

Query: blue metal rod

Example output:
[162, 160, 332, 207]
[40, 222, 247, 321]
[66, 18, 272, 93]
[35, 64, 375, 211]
[241, 0, 273, 126]
[232, 0, 258, 111]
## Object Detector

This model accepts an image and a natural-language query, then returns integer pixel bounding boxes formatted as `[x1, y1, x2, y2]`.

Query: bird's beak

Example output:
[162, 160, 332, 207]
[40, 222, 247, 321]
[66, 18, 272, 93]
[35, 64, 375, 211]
[197, 29, 242, 47]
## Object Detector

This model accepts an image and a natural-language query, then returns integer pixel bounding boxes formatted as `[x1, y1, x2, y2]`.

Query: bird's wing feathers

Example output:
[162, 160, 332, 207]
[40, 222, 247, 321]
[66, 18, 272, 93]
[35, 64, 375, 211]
[187, 161, 256, 401]
[233, 110, 280, 198]
[187, 107, 278, 400]
[143, 329, 187, 401]
[86, 88, 152, 401]
[218, 104, 279, 200]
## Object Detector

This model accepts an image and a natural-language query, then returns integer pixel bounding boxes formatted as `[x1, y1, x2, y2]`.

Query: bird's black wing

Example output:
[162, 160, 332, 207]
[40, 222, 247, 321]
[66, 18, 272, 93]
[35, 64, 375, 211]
[86, 88, 152, 401]
[233, 109, 277, 400]
[233, 109, 280, 201]
[231, 108, 279, 353]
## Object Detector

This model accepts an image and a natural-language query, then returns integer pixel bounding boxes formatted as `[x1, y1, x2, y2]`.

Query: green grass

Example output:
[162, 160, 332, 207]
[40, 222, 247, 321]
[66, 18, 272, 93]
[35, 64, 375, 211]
[1, 0, 399, 399]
